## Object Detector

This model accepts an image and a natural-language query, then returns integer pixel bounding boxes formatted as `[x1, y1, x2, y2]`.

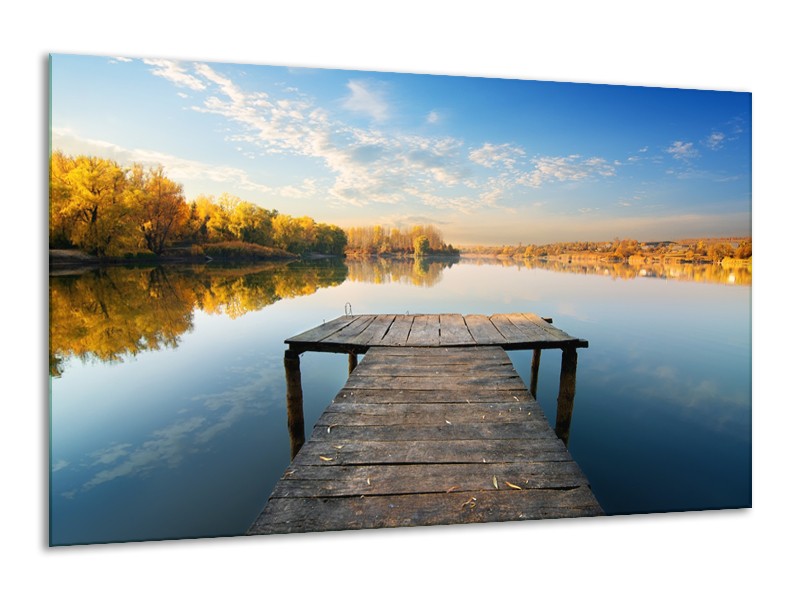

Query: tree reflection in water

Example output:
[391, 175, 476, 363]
[49, 260, 348, 377]
[49, 254, 747, 377]
[460, 256, 752, 286]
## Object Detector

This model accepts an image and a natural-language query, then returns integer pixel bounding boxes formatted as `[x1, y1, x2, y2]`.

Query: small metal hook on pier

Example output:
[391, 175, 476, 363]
[345, 302, 353, 317]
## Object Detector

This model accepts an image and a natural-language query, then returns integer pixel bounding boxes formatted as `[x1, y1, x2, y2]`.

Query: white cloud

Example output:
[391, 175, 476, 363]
[469, 142, 525, 169]
[109, 56, 132, 63]
[90, 443, 132, 466]
[666, 140, 699, 161]
[51, 128, 282, 197]
[343, 80, 390, 121]
[52, 459, 69, 473]
[426, 111, 440, 124]
[517, 155, 616, 187]
[133, 61, 626, 213]
[705, 131, 725, 150]
[82, 416, 207, 490]
[142, 58, 206, 91]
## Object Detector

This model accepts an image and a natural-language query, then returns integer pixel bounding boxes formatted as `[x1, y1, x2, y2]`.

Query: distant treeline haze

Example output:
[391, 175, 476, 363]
[345, 225, 459, 255]
[49, 151, 348, 257]
[464, 237, 752, 262]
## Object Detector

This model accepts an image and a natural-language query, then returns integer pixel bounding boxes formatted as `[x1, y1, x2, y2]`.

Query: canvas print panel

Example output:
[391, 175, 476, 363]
[49, 53, 751, 545]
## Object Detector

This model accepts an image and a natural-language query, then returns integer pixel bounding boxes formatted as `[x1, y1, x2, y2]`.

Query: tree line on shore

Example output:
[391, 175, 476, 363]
[462, 237, 752, 263]
[345, 224, 459, 256]
[49, 151, 348, 258]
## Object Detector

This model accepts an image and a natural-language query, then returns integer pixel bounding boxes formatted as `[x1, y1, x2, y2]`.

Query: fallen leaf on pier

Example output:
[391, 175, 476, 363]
[505, 481, 522, 490]
[446, 485, 459, 493]
[319, 456, 334, 461]
[461, 497, 477, 509]
[445, 419, 452, 425]
[367, 477, 371, 485]
[492, 475, 498, 489]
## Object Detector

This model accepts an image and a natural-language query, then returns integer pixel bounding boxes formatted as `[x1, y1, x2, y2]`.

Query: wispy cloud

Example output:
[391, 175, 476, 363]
[52, 459, 70, 473]
[343, 80, 390, 121]
[82, 416, 207, 490]
[143, 58, 206, 91]
[666, 140, 699, 161]
[704, 131, 725, 150]
[517, 155, 616, 187]
[50, 128, 317, 200]
[72, 60, 626, 214]
[90, 443, 132, 466]
[469, 142, 525, 170]
[74, 358, 283, 493]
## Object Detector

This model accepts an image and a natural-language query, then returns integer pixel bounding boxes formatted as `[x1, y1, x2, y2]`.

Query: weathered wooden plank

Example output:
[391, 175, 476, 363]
[357, 347, 510, 362]
[350, 347, 519, 379]
[271, 462, 592, 498]
[520, 313, 581, 343]
[352, 363, 515, 376]
[342, 375, 529, 391]
[406, 314, 440, 346]
[504, 312, 563, 344]
[320, 402, 548, 425]
[358, 350, 508, 364]
[347, 314, 397, 346]
[463, 314, 507, 344]
[332, 389, 534, 404]
[293, 438, 571, 465]
[312, 421, 555, 442]
[321, 315, 377, 344]
[248, 488, 602, 534]
[378, 314, 414, 345]
[364, 345, 505, 356]
[489, 314, 532, 344]
[284, 315, 353, 344]
[438, 314, 475, 345]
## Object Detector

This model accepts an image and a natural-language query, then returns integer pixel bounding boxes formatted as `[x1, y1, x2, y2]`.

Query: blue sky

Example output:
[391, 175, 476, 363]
[50, 53, 751, 245]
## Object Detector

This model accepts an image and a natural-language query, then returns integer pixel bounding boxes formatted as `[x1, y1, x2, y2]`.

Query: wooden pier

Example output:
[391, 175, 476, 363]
[247, 313, 602, 535]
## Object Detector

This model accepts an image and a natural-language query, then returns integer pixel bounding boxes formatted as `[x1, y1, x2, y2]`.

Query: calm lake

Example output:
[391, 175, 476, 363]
[49, 257, 751, 545]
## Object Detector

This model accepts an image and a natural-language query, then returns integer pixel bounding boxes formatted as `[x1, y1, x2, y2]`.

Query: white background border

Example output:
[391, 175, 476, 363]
[4, 1, 795, 597]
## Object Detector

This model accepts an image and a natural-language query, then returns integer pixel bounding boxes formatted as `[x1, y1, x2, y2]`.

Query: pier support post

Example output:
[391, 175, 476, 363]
[284, 349, 305, 459]
[555, 347, 578, 447]
[348, 351, 358, 374]
[530, 349, 541, 399]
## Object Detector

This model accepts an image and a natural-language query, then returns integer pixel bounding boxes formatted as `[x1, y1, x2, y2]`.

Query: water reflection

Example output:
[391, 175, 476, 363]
[49, 260, 348, 377]
[50, 254, 748, 377]
[345, 255, 459, 287]
[49, 255, 751, 543]
[461, 255, 752, 285]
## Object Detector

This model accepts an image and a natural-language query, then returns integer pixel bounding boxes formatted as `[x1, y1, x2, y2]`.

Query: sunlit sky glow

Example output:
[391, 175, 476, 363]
[50, 53, 751, 245]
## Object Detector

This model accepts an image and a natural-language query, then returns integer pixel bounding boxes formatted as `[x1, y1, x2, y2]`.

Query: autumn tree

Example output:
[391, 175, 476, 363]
[709, 242, 735, 262]
[129, 165, 189, 254]
[735, 240, 752, 259]
[413, 235, 431, 256]
[51, 154, 135, 255]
